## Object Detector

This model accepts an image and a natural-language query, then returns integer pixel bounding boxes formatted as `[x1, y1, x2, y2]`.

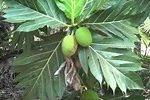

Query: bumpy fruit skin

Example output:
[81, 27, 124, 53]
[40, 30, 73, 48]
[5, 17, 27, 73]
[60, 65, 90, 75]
[61, 35, 77, 57]
[75, 27, 92, 47]
[81, 89, 99, 100]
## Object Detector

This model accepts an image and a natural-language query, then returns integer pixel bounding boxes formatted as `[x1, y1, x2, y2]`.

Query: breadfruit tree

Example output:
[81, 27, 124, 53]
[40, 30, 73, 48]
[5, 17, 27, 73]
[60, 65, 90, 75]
[2, 0, 150, 100]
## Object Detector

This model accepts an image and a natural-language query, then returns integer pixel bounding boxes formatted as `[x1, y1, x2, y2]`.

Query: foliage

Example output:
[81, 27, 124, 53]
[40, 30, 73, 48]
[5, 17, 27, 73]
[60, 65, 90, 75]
[138, 16, 150, 99]
[2, 0, 150, 100]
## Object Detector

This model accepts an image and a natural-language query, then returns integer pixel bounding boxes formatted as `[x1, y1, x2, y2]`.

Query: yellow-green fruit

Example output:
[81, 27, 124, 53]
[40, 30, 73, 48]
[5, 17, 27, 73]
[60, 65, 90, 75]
[61, 35, 77, 57]
[81, 89, 99, 100]
[75, 27, 92, 47]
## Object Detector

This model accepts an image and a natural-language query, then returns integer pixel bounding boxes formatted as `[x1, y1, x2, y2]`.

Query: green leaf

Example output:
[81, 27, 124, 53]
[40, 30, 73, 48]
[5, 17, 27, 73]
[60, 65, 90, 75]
[78, 48, 89, 74]
[78, 34, 144, 94]
[83, 0, 150, 41]
[139, 30, 150, 47]
[55, 0, 86, 24]
[101, 0, 122, 9]
[140, 17, 150, 46]
[3, 0, 69, 32]
[87, 48, 103, 84]
[78, 0, 108, 22]
[11, 30, 39, 53]
[13, 33, 66, 100]
[0, 0, 3, 9]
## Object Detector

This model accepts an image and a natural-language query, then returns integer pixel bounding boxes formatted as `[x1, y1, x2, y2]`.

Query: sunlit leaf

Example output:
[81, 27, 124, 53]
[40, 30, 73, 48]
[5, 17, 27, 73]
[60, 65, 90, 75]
[55, 0, 86, 24]
[3, 0, 68, 32]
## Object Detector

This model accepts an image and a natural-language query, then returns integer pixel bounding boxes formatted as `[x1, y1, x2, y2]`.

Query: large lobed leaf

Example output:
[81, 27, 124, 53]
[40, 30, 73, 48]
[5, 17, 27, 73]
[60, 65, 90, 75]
[83, 0, 150, 41]
[13, 33, 66, 100]
[78, 1, 150, 93]
[3, 0, 69, 32]
[78, 33, 144, 94]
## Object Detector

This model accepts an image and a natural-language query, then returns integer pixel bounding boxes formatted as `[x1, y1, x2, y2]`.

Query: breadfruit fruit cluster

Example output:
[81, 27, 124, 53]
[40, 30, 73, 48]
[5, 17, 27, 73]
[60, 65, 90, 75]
[61, 27, 92, 57]
[61, 35, 77, 57]
[75, 27, 92, 47]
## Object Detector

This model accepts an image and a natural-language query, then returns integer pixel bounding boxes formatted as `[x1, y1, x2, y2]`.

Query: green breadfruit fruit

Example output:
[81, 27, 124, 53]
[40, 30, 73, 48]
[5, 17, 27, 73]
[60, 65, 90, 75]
[75, 27, 92, 47]
[61, 35, 77, 57]
[81, 89, 99, 100]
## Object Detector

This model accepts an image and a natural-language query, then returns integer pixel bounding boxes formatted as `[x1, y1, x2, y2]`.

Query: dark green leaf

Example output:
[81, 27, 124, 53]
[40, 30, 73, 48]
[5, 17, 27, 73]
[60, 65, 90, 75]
[78, 34, 144, 94]
[78, 0, 108, 22]
[13, 33, 66, 100]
